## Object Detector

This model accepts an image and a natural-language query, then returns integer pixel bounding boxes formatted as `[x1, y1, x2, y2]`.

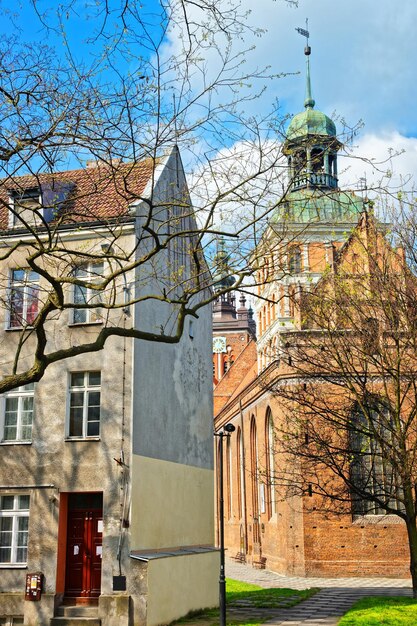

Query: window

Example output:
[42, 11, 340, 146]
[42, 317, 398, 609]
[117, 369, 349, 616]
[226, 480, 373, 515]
[0, 495, 30, 564]
[226, 436, 232, 519]
[265, 409, 275, 518]
[361, 317, 379, 355]
[311, 148, 324, 173]
[72, 263, 103, 324]
[1, 384, 35, 443]
[68, 372, 101, 438]
[9, 270, 40, 328]
[350, 399, 403, 516]
[9, 188, 41, 228]
[237, 428, 243, 519]
[288, 246, 301, 274]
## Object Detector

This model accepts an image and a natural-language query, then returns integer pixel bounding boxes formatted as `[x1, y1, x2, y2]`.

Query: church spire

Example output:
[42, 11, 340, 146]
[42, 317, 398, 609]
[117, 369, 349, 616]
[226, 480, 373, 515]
[296, 19, 315, 110]
[304, 44, 315, 110]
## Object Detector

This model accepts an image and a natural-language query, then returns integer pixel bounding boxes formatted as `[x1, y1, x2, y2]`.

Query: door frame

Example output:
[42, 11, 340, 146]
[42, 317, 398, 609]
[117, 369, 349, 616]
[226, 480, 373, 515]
[56, 492, 103, 600]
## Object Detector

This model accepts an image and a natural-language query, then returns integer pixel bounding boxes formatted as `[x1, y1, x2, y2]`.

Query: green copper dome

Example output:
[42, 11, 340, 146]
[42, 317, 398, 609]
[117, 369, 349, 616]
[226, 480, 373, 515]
[272, 188, 364, 224]
[286, 48, 336, 142]
[287, 108, 336, 142]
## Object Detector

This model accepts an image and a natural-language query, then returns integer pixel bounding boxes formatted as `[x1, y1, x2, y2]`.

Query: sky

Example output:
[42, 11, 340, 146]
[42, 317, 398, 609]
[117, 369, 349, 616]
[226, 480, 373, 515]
[209, 0, 417, 192]
[3, 0, 417, 193]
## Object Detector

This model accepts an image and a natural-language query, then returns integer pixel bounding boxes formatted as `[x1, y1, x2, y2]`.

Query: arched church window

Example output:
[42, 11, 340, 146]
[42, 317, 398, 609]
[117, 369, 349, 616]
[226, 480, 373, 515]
[250, 417, 259, 524]
[237, 428, 245, 520]
[226, 435, 233, 519]
[265, 408, 275, 519]
[350, 398, 403, 516]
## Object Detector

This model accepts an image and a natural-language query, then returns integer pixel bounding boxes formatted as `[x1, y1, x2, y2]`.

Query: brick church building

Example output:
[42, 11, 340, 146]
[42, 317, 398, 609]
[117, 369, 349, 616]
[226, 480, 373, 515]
[213, 46, 410, 578]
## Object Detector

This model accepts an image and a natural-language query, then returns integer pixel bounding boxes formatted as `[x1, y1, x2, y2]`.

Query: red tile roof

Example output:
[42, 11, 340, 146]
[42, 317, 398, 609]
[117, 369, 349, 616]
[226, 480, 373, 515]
[0, 159, 157, 230]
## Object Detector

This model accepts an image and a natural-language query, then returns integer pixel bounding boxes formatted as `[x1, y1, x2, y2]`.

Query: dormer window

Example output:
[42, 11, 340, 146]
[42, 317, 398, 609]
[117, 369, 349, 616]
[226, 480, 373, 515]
[8, 188, 42, 228]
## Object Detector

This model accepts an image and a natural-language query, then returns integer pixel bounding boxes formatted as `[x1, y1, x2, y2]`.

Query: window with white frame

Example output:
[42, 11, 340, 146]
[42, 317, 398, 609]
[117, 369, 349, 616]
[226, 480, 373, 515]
[68, 372, 101, 438]
[9, 188, 41, 228]
[0, 494, 30, 564]
[72, 263, 104, 324]
[1, 384, 35, 443]
[9, 269, 40, 328]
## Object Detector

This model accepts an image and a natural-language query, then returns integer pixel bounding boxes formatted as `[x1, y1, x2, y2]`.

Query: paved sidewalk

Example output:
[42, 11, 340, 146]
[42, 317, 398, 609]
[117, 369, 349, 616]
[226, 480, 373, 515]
[226, 558, 413, 625]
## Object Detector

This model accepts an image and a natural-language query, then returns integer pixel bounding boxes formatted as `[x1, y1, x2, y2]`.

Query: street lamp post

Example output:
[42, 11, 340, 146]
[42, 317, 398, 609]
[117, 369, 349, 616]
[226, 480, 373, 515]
[215, 423, 235, 626]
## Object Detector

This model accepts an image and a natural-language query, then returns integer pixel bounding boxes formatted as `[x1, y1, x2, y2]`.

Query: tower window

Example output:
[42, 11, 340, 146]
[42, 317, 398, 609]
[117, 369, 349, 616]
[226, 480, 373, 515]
[311, 148, 324, 173]
[293, 150, 306, 172]
[288, 246, 302, 274]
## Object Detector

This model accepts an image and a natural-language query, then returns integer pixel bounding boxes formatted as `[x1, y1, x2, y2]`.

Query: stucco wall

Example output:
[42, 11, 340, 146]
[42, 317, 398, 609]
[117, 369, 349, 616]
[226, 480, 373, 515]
[130, 455, 214, 549]
[146, 552, 218, 626]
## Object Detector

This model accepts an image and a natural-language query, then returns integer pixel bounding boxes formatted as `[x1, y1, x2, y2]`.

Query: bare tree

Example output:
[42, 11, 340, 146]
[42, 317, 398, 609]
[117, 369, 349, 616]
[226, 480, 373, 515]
[269, 209, 417, 594]
[0, 0, 299, 392]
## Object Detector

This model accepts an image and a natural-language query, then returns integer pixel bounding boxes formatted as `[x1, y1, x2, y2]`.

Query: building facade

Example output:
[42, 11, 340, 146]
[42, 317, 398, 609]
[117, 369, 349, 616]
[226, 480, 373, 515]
[214, 49, 410, 578]
[0, 148, 218, 625]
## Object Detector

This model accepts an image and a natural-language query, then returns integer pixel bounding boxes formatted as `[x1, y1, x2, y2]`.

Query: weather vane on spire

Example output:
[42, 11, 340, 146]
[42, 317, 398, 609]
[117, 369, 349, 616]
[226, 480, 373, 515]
[295, 18, 311, 56]
[295, 19, 314, 109]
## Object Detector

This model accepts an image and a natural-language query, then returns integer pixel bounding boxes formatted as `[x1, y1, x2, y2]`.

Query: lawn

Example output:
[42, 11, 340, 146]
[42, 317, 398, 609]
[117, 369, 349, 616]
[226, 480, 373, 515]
[338, 596, 417, 626]
[170, 578, 318, 626]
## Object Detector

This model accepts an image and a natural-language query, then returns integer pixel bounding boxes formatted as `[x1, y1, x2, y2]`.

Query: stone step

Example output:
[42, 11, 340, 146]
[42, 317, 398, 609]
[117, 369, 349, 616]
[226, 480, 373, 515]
[50, 619, 101, 626]
[56, 606, 99, 618]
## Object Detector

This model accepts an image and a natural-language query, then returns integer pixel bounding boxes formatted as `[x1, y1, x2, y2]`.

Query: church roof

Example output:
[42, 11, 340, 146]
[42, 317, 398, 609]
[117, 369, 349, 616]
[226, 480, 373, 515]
[285, 44, 336, 143]
[275, 188, 365, 224]
[286, 107, 336, 142]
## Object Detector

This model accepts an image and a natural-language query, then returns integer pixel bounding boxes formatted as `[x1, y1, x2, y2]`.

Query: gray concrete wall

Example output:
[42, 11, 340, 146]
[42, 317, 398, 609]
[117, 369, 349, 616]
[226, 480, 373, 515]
[132, 148, 213, 470]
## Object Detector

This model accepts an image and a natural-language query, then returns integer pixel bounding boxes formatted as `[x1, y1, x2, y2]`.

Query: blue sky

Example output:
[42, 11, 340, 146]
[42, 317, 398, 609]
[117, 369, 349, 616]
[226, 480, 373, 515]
[3, 0, 417, 189]
[236, 0, 417, 190]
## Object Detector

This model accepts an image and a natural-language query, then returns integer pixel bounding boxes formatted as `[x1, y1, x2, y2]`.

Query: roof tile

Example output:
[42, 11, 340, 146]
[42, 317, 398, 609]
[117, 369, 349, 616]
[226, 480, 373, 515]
[0, 159, 157, 230]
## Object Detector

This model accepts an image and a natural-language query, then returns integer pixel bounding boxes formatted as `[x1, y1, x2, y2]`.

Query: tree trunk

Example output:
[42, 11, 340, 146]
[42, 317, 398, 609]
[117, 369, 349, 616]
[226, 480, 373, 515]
[405, 518, 417, 598]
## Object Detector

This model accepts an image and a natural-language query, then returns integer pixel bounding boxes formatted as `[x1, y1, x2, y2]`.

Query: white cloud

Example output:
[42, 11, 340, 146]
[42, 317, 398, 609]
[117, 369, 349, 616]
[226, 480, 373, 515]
[339, 131, 417, 196]
[164, 0, 417, 139]
[165, 0, 417, 228]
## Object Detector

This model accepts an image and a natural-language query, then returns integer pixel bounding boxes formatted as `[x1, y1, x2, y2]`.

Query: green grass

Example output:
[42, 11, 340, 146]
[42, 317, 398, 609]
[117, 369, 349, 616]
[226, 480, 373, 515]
[226, 578, 316, 608]
[338, 596, 417, 626]
[170, 578, 318, 626]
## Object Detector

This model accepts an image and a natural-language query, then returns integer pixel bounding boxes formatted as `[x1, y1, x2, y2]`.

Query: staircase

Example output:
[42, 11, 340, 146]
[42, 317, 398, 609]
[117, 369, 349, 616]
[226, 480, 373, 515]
[50, 604, 101, 626]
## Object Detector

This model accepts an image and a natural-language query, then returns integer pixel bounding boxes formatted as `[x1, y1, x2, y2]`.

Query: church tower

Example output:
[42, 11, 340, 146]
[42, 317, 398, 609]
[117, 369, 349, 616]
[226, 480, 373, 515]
[254, 42, 365, 371]
[212, 237, 256, 385]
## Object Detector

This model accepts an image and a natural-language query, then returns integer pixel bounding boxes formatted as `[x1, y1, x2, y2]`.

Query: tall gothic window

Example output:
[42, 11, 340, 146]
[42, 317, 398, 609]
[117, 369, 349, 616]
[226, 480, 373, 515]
[350, 398, 403, 516]
[265, 409, 275, 519]
[237, 428, 243, 520]
[250, 417, 259, 526]
[226, 435, 232, 519]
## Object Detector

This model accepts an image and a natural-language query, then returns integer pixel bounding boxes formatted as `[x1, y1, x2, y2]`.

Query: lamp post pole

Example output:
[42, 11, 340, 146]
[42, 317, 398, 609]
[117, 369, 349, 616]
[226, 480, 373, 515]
[215, 423, 235, 626]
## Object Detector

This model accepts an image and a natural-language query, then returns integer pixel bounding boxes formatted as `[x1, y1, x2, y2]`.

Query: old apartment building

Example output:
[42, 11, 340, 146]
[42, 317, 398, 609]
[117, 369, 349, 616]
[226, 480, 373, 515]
[213, 49, 410, 578]
[0, 148, 217, 625]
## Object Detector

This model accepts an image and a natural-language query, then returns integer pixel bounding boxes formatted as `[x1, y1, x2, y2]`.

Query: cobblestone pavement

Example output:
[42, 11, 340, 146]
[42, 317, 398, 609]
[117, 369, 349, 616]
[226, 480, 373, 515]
[226, 558, 413, 625]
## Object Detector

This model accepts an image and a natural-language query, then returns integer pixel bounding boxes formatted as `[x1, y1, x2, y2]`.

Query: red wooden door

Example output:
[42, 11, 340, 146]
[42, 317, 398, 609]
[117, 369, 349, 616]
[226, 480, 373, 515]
[65, 509, 102, 597]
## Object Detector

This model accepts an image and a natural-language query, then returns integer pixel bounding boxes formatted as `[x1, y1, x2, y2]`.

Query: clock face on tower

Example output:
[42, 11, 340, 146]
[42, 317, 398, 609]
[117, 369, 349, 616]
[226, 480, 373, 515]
[213, 336, 227, 354]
